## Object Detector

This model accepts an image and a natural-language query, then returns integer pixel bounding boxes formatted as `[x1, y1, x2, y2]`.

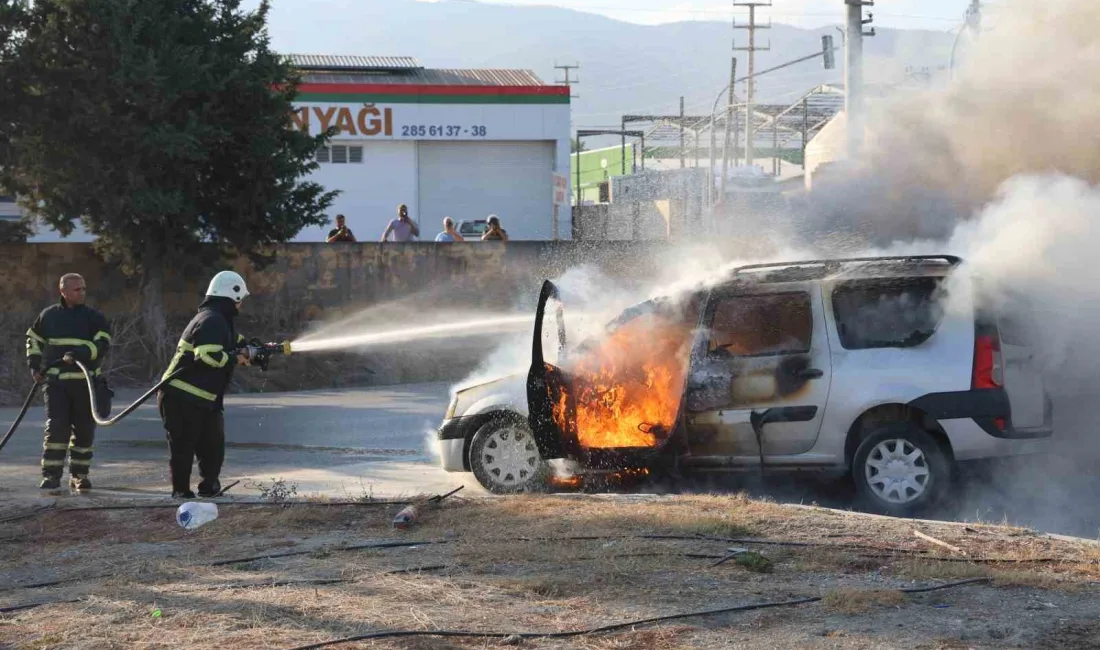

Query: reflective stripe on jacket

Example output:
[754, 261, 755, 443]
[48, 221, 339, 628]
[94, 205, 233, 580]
[26, 299, 111, 378]
[162, 296, 243, 410]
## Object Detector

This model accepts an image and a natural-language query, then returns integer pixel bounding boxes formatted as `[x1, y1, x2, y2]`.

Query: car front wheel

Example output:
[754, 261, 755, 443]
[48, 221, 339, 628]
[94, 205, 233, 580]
[469, 417, 550, 494]
[853, 422, 952, 517]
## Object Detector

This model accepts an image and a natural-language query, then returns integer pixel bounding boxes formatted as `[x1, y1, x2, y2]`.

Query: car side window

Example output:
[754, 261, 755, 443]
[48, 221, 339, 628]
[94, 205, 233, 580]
[707, 293, 812, 357]
[831, 278, 945, 350]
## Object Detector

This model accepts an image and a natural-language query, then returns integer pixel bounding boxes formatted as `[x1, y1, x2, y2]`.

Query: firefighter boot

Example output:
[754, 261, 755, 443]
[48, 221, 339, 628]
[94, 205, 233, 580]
[70, 475, 92, 491]
[197, 479, 222, 498]
[40, 476, 61, 489]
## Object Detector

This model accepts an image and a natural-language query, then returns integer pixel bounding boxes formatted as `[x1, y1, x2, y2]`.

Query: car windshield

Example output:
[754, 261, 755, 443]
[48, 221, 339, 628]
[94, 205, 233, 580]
[461, 221, 488, 234]
[567, 294, 702, 357]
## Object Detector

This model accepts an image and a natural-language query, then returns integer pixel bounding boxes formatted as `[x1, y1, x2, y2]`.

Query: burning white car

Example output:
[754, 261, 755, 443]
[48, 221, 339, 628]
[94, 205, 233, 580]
[438, 256, 1052, 515]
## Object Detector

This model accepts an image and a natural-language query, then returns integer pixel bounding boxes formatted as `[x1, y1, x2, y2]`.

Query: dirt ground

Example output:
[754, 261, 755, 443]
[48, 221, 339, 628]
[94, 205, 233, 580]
[1, 493, 1099, 650]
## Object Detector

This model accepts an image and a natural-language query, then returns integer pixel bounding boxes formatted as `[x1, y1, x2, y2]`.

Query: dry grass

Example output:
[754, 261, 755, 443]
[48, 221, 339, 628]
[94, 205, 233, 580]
[893, 558, 1088, 591]
[2, 494, 1100, 649]
[821, 588, 908, 614]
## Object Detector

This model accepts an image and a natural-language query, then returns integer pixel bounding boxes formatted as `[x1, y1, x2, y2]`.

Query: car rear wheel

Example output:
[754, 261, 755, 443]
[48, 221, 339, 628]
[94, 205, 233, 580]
[853, 422, 952, 517]
[469, 418, 550, 494]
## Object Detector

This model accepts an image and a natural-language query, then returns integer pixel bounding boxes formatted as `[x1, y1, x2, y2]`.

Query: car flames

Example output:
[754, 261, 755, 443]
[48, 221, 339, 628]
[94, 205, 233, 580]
[551, 311, 696, 449]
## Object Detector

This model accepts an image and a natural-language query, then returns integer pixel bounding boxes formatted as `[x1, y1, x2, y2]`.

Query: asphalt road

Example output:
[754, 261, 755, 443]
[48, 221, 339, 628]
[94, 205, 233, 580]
[0, 382, 483, 501]
[2, 382, 1097, 537]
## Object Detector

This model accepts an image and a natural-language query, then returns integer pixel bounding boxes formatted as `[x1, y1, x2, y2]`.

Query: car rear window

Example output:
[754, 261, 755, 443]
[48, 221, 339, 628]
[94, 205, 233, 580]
[832, 278, 945, 349]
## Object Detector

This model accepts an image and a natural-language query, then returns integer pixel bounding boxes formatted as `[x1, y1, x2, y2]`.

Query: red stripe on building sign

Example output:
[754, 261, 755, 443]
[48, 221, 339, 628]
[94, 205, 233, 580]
[295, 83, 570, 97]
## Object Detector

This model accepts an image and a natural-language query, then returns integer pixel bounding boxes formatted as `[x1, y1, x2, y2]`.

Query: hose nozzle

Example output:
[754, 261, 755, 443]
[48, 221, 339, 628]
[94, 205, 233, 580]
[243, 339, 292, 371]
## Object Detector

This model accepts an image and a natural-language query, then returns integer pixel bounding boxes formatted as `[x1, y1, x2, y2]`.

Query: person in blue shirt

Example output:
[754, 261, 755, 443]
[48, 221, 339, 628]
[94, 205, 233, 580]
[435, 217, 465, 242]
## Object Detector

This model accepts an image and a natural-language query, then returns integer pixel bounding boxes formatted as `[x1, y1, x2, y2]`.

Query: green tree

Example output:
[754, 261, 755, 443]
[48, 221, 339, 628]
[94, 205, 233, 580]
[1, 0, 336, 366]
[0, 1, 28, 174]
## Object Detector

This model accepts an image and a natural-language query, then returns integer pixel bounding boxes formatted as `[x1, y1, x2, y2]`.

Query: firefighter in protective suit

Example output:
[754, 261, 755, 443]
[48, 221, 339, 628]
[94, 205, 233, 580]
[158, 271, 253, 499]
[25, 273, 111, 491]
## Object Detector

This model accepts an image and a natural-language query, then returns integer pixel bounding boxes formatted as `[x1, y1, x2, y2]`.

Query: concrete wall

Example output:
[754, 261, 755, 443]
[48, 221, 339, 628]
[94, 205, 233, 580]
[0, 239, 797, 404]
[0, 241, 686, 317]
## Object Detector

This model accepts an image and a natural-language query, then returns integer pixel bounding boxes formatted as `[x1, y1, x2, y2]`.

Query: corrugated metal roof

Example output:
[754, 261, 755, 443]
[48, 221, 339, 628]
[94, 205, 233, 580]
[287, 54, 422, 71]
[301, 68, 548, 87]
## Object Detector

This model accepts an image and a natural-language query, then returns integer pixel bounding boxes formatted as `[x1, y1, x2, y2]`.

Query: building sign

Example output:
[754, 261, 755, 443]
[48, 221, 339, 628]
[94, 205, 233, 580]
[291, 105, 394, 137]
[552, 173, 568, 205]
[290, 101, 566, 142]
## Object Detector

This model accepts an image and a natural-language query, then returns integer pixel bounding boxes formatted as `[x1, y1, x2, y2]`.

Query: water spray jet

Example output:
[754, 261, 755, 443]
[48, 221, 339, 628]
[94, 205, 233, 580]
[289, 314, 535, 354]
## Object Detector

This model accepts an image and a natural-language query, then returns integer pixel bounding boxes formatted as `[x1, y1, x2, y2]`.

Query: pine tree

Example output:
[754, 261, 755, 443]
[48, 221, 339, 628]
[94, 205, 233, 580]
[1, 0, 337, 366]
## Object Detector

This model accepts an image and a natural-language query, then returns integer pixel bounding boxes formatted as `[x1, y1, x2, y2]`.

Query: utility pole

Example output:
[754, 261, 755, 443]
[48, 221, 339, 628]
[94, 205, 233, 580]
[844, 0, 874, 158]
[734, 1, 771, 169]
[557, 62, 580, 206]
[554, 62, 580, 98]
[950, 1, 981, 78]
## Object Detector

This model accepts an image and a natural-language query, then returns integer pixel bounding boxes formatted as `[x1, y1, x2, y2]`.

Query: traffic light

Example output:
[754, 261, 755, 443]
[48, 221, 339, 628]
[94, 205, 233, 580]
[822, 34, 835, 70]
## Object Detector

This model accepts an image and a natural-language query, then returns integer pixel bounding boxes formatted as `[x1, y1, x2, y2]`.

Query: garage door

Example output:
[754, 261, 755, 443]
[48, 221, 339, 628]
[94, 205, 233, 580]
[417, 141, 555, 240]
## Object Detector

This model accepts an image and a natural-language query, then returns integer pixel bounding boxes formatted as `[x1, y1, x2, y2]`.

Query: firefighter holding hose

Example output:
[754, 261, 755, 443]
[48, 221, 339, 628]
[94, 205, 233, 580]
[158, 271, 255, 499]
[25, 273, 111, 491]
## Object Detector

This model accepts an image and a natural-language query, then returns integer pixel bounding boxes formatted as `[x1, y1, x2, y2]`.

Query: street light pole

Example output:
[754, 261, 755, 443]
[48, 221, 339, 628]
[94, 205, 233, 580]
[704, 42, 839, 205]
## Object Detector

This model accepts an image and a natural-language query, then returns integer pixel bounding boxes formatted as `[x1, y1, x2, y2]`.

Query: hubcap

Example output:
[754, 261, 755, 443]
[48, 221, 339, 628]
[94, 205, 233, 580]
[480, 426, 541, 488]
[864, 438, 930, 504]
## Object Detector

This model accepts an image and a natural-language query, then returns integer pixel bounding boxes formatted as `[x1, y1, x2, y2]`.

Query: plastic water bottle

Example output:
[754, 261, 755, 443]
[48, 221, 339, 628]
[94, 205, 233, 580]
[392, 505, 418, 529]
[176, 502, 219, 530]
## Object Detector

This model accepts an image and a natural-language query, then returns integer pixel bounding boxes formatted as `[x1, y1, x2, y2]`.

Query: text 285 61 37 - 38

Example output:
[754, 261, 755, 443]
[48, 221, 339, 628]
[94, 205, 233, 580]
[401, 125, 488, 138]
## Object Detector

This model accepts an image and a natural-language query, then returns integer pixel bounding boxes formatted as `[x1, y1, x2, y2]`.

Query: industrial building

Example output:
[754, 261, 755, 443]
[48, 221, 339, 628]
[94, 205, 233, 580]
[290, 55, 573, 241]
[26, 55, 573, 242]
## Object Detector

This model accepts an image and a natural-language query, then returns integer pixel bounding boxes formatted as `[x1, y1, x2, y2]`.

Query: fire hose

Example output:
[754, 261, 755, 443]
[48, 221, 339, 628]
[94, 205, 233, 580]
[76, 339, 292, 427]
[0, 382, 41, 454]
[0, 340, 291, 449]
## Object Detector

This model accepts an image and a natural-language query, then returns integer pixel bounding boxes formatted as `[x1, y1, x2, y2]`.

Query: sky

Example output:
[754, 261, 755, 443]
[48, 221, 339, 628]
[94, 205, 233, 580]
[415, 0, 980, 31]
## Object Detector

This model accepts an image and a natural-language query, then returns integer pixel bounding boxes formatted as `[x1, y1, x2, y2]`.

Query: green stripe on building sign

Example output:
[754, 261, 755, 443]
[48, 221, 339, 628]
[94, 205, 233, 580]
[296, 93, 570, 105]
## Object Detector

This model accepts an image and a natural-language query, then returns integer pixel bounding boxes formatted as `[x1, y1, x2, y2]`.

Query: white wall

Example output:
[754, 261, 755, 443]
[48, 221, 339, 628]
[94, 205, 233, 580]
[28, 103, 574, 243]
[297, 140, 418, 242]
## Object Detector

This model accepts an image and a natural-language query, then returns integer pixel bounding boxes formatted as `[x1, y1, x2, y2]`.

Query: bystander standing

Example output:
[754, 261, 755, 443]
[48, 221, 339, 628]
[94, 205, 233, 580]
[435, 217, 465, 242]
[381, 204, 420, 242]
[326, 214, 356, 243]
[481, 215, 509, 241]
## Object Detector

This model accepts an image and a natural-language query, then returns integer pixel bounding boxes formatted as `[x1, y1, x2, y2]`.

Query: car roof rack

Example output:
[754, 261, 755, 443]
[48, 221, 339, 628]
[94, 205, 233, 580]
[733, 255, 962, 275]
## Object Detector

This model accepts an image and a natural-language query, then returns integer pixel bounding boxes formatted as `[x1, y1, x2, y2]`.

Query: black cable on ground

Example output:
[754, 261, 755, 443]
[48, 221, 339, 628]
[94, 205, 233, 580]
[0, 598, 81, 614]
[0, 504, 57, 525]
[211, 480, 241, 498]
[208, 540, 448, 567]
[283, 580, 990, 650]
[283, 578, 992, 650]
[0, 382, 40, 454]
[191, 578, 354, 591]
[384, 565, 448, 575]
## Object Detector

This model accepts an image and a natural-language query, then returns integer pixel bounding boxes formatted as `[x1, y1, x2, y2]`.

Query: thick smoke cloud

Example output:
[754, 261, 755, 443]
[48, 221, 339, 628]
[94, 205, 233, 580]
[451, 0, 1100, 535]
[806, 1, 1100, 248]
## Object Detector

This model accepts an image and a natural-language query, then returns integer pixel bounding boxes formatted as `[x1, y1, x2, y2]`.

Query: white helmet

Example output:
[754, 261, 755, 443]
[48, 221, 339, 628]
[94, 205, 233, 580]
[206, 271, 250, 303]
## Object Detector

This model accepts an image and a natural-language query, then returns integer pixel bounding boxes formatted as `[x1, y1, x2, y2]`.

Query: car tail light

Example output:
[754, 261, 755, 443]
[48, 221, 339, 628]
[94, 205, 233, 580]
[973, 332, 1005, 430]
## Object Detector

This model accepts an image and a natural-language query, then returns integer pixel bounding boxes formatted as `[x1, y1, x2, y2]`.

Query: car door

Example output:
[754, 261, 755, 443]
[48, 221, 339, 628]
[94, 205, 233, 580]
[526, 280, 581, 460]
[683, 284, 832, 459]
